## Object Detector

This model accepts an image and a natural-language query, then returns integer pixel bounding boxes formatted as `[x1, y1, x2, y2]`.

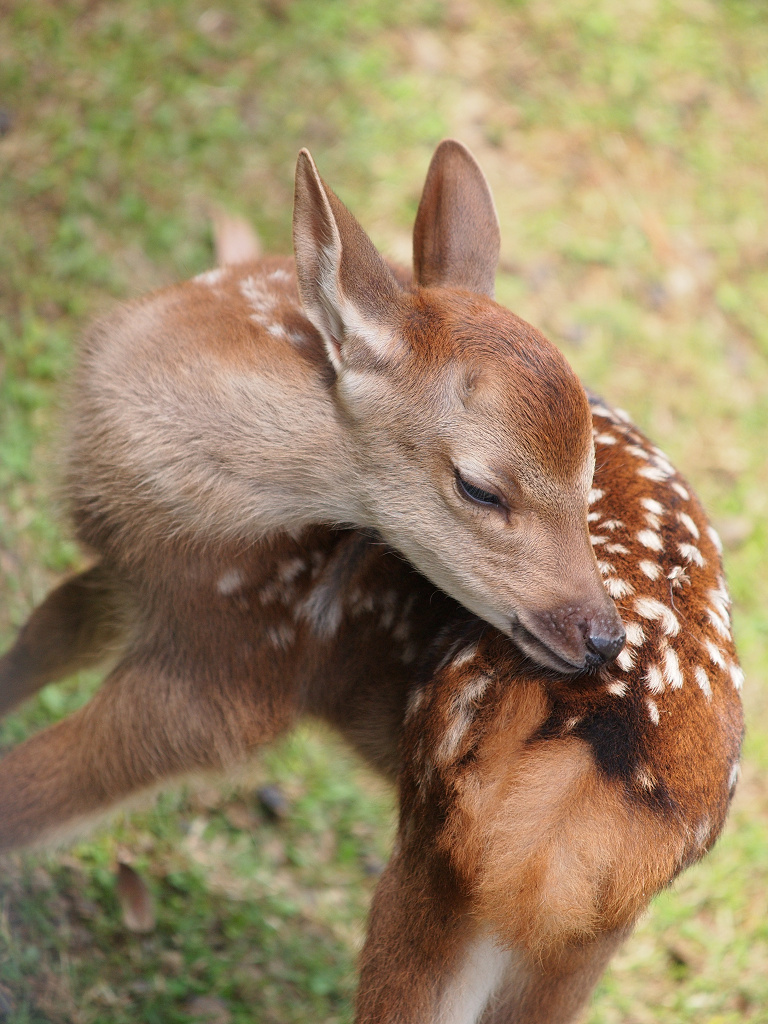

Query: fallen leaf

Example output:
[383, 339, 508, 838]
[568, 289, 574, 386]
[116, 862, 155, 934]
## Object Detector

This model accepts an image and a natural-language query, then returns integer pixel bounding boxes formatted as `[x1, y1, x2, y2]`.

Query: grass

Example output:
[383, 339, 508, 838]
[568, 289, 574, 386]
[1, 0, 767, 1020]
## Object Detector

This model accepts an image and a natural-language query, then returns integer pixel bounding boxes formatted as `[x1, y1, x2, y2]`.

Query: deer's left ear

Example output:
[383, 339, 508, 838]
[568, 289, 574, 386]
[413, 139, 501, 298]
[293, 149, 403, 374]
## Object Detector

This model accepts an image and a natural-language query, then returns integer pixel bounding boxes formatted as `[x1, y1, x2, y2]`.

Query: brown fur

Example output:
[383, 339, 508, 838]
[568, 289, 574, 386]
[0, 144, 743, 1022]
[64, 141, 623, 669]
[0, 399, 744, 1021]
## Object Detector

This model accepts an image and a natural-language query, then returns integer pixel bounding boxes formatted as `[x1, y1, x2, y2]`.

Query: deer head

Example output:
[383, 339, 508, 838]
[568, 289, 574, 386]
[293, 141, 624, 672]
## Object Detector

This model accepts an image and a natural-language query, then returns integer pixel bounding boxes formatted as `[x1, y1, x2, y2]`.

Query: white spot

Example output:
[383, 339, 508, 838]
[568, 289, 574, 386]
[634, 597, 680, 636]
[217, 569, 244, 595]
[240, 274, 280, 326]
[708, 588, 731, 623]
[452, 643, 479, 670]
[678, 542, 705, 567]
[644, 512, 661, 531]
[638, 464, 671, 482]
[605, 577, 635, 600]
[729, 762, 741, 790]
[596, 560, 613, 576]
[637, 530, 663, 551]
[266, 323, 286, 338]
[616, 647, 635, 671]
[296, 583, 344, 638]
[627, 445, 650, 461]
[707, 606, 730, 639]
[194, 267, 225, 286]
[378, 590, 398, 632]
[257, 580, 283, 605]
[266, 622, 296, 648]
[614, 406, 632, 423]
[704, 639, 726, 668]
[602, 519, 624, 532]
[455, 672, 494, 708]
[564, 715, 583, 731]
[694, 666, 712, 699]
[694, 816, 711, 847]
[646, 698, 660, 725]
[435, 931, 513, 1024]
[594, 432, 617, 445]
[605, 542, 630, 555]
[635, 767, 657, 791]
[288, 328, 312, 346]
[663, 645, 684, 689]
[590, 535, 608, 546]
[606, 679, 628, 697]
[707, 525, 723, 553]
[587, 511, 602, 523]
[641, 497, 665, 516]
[677, 512, 700, 539]
[435, 710, 474, 765]
[588, 488, 604, 505]
[591, 405, 616, 420]
[624, 622, 646, 647]
[729, 663, 745, 691]
[645, 664, 665, 695]
[639, 560, 663, 580]
[268, 268, 291, 283]
[405, 687, 425, 720]
[278, 558, 306, 585]
[671, 481, 690, 500]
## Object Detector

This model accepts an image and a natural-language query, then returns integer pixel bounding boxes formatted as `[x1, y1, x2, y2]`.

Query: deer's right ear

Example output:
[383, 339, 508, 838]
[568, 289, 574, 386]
[293, 150, 402, 374]
[413, 139, 500, 298]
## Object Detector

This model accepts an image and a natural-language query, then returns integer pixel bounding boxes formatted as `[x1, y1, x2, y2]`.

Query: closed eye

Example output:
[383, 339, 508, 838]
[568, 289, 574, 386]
[455, 472, 503, 508]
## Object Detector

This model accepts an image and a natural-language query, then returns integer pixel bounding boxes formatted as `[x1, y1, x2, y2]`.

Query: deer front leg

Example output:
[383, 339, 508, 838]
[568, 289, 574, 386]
[0, 651, 273, 853]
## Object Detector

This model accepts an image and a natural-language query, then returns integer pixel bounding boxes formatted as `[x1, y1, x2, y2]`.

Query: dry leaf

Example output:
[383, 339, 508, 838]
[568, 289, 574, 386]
[115, 862, 155, 934]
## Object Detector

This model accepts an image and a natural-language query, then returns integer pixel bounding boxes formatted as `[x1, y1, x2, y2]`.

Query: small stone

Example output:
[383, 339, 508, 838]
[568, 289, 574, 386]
[256, 784, 289, 820]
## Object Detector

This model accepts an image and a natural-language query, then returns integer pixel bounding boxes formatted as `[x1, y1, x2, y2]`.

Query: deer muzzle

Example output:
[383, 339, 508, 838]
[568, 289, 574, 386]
[512, 597, 626, 675]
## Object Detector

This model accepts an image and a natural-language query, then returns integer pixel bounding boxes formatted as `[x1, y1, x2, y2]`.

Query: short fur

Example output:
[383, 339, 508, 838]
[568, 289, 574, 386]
[63, 140, 623, 669]
[0, 146, 742, 1022]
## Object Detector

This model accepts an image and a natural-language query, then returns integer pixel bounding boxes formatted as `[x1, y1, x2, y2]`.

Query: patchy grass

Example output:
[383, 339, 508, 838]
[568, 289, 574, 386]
[1, 0, 767, 1021]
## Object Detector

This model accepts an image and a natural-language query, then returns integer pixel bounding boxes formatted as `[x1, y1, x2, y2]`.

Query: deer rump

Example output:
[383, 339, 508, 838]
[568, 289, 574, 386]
[0, 141, 744, 1024]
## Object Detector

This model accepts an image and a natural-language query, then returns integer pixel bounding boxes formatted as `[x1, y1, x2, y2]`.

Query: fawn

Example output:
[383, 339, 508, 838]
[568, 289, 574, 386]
[51, 140, 623, 701]
[0, 143, 743, 1021]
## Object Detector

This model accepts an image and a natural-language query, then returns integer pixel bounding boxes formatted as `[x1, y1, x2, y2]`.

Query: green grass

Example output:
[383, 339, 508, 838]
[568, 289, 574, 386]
[1, 0, 768, 1021]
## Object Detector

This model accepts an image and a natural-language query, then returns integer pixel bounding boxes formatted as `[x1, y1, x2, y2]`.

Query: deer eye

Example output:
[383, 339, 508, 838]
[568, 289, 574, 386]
[455, 472, 503, 508]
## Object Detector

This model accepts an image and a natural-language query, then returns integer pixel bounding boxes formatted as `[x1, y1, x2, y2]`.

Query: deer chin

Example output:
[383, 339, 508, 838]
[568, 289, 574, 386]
[508, 619, 588, 676]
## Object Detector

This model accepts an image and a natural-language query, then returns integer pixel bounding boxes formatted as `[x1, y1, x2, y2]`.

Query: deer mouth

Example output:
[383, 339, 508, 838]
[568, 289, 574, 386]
[509, 620, 587, 675]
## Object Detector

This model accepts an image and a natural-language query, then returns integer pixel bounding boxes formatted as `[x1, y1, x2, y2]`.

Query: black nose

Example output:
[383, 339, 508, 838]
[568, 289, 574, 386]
[585, 630, 626, 665]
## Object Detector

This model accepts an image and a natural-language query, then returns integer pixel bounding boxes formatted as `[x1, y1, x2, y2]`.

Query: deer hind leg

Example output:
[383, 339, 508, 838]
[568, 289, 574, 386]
[0, 564, 128, 717]
[355, 837, 498, 1024]
[373, 677, 689, 1024]
[0, 647, 274, 854]
[356, 833, 627, 1024]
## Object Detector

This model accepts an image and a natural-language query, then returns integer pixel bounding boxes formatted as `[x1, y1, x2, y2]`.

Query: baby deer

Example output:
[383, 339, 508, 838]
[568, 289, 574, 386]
[52, 139, 622, 704]
[0, 145, 742, 1022]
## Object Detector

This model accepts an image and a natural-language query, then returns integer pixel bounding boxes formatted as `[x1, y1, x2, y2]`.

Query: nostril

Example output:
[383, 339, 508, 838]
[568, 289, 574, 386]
[585, 630, 626, 664]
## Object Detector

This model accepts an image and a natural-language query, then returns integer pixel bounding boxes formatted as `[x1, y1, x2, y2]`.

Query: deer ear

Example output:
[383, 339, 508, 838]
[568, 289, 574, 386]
[293, 149, 402, 373]
[413, 139, 501, 298]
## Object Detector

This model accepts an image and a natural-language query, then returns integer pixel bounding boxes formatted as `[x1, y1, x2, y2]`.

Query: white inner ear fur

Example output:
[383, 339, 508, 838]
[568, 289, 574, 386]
[335, 295, 401, 365]
[302, 240, 400, 373]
